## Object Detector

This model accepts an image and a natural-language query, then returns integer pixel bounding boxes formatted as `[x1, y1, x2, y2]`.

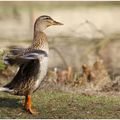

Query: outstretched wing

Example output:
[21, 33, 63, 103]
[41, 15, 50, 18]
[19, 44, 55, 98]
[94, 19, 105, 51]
[4, 49, 48, 66]
[4, 50, 48, 94]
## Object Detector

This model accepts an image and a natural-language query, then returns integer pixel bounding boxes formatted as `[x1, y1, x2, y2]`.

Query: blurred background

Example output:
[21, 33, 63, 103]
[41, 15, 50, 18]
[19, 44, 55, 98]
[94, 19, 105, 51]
[0, 1, 120, 75]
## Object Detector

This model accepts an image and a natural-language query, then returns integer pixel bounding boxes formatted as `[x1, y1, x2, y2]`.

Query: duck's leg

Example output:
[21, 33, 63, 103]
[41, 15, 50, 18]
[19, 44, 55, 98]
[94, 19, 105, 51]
[25, 95, 37, 114]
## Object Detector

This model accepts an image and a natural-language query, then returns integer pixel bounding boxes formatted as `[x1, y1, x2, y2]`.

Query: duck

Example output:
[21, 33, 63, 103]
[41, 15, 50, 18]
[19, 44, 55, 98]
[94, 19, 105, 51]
[0, 15, 63, 114]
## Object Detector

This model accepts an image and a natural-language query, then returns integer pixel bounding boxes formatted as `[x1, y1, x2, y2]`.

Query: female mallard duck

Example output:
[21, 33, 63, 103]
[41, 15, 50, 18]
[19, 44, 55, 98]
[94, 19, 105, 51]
[0, 15, 63, 114]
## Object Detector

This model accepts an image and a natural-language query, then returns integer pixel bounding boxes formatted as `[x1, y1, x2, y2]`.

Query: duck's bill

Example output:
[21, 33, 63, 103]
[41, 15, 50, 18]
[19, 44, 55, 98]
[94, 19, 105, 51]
[52, 20, 63, 25]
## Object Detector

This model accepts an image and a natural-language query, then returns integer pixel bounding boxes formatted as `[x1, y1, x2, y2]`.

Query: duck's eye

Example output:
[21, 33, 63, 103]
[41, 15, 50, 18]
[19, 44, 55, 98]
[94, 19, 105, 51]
[46, 17, 50, 20]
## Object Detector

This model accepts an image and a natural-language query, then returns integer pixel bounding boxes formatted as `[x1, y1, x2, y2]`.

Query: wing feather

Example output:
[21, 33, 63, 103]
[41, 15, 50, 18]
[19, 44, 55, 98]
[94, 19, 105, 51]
[4, 49, 47, 66]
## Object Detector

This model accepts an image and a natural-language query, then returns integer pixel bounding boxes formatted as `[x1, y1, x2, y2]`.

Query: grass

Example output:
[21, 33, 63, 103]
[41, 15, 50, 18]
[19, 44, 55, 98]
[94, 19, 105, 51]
[0, 61, 6, 70]
[0, 90, 120, 119]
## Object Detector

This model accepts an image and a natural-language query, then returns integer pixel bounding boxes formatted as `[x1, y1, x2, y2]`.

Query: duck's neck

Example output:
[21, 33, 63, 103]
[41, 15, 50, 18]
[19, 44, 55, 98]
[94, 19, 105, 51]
[31, 31, 49, 54]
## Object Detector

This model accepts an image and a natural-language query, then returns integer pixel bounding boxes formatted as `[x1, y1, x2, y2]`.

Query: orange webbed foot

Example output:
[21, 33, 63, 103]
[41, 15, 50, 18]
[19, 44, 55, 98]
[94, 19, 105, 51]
[25, 95, 38, 115]
[25, 106, 38, 115]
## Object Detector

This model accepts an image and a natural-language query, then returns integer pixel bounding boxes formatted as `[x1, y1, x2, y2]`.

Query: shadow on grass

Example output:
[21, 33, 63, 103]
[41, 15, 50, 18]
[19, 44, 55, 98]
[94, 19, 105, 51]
[0, 97, 22, 109]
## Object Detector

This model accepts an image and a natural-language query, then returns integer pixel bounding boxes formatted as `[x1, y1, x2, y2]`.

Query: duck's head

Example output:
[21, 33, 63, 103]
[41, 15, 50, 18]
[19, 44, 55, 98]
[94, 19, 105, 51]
[34, 15, 63, 31]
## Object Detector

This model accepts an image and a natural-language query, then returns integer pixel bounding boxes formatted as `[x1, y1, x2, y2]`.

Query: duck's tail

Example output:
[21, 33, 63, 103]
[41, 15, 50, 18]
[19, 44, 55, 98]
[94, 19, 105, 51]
[0, 87, 13, 93]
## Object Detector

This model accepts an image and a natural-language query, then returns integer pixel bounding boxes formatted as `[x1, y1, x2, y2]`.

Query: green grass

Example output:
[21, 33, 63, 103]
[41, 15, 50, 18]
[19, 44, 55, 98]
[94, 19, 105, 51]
[0, 61, 6, 70]
[0, 90, 120, 119]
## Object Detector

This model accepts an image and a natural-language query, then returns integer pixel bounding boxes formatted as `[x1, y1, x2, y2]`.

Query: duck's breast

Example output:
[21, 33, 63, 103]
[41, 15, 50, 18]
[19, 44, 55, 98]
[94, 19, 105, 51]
[33, 56, 48, 91]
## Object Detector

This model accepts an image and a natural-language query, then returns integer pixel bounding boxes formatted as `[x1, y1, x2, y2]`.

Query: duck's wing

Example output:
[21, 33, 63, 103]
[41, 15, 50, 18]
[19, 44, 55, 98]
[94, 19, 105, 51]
[9, 47, 25, 55]
[3, 47, 25, 65]
[4, 50, 48, 94]
[4, 49, 47, 66]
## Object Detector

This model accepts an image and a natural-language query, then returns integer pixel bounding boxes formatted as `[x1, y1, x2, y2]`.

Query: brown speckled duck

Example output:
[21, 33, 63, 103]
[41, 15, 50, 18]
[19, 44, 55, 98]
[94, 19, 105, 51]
[0, 15, 63, 114]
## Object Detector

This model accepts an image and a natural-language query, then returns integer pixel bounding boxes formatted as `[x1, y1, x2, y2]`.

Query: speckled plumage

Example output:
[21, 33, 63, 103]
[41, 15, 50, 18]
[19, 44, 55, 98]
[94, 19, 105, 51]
[4, 29, 49, 96]
[1, 15, 63, 114]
